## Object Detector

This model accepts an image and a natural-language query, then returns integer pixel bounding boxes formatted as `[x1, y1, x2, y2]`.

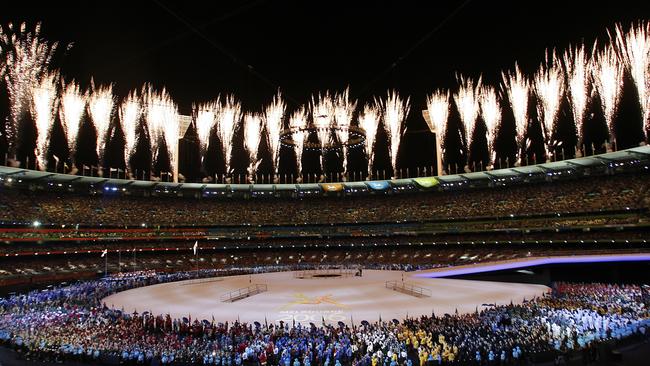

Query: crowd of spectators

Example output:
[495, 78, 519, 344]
[0, 269, 648, 365]
[0, 174, 647, 228]
[0, 212, 643, 243]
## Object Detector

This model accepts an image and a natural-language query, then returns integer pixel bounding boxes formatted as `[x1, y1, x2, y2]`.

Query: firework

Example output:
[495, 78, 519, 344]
[264, 92, 286, 176]
[289, 108, 307, 178]
[478, 86, 501, 164]
[193, 100, 219, 159]
[60, 80, 86, 159]
[0, 22, 63, 156]
[119, 90, 141, 165]
[454, 75, 482, 152]
[311, 91, 335, 148]
[615, 22, 650, 134]
[31, 71, 59, 170]
[502, 64, 530, 161]
[333, 88, 357, 176]
[215, 95, 241, 174]
[311, 91, 335, 172]
[142, 85, 180, 177]
[358, 103, 381, 176]
[88, 81, 115, 165]
[378, 90, 410, 177]
[243, 113, 263, 178]
[425, 90, 450, 141]
[591, 43, 623, 143]
[563, 44, 590, 147]
[141, 86, 159, 163]
[534, 51, 565, 158]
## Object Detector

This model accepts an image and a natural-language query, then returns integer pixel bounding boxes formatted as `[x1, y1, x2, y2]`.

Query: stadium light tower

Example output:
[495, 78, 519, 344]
[422, 110, 443, 177]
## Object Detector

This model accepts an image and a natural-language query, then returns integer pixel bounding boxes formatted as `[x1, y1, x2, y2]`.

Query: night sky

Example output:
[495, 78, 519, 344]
[0, 0, 648, 182]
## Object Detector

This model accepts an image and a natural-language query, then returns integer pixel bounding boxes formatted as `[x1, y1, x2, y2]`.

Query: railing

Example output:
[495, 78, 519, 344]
[180, 277, 224, 286]
[385, 280, 431, 298]
[220, 284, 268, 302]
[293, 268, 357, 279]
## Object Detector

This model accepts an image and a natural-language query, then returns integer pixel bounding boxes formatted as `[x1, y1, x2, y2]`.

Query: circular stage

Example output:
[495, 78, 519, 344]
[102, 270, 548, 325]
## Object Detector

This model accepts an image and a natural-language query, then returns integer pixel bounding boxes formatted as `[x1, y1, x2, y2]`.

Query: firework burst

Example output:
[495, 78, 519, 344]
[264, 92, 286, 176]
[334, 88, 357, 176]
[454, 75, 482, 154]
[425, 90, 450, 142]
[615, 22, 650, 135]
[243, 113, 263, 179]
[289, 108, 307, 178]
[193, 100, 219, 160]
[119, 90, 141, 165]
[502, 64, 530, 162]
[60, 80, 86, 161]
[358, 103, 381, 177]
[142, 85, 180, 177]
[378, 90, 410, 177]
[478, 86, 501, 165]
[0, 22, 64, 156]
[31, 71, 59, 170]
[534, 51, 565, 158]
[591, 43, 624, 144]
[215, 95, 241, 174]
[311, 91, 335, 171]
[563, 44, 590, 148]
[88, 81, 115, 166]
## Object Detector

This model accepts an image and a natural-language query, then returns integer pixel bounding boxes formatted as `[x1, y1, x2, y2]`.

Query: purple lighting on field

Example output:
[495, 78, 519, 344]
[413, 254, 650, 278]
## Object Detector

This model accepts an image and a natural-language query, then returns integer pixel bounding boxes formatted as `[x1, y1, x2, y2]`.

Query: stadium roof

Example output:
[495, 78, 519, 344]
[1, 146, 648, 195]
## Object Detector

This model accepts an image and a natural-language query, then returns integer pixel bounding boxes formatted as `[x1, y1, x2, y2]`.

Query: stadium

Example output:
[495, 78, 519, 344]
[1, 2, 650, 366]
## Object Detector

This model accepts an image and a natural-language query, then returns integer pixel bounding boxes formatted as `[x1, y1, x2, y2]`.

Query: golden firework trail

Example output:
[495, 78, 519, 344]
[311, 92, 334, 144]
[193, 100, 219, 160]
[215, 95, 241, 174]
[289, 108, 307, 177]
[378, 90, 410, 176]
[142, 85, 180, 176]
[311, 91, 335, 171]
[615, 21, 650, 135]
[358, 103, 381, 176]
[243, 113, 263, 178]
[264, 92, 286, 176]
[0, 22, 64, 155]
[88, 81, 115, 164]
[334, 87, 357, 175]
[425, 89, 450, 144]
[478, 85, 501, 165]
[591, 43, 623, 143]
[502, 64, 530, 161]
[563, 44, 590, 147]
[31, 71, 59, 170]
[454, 75, 482, 152]
[60, 80, 86, 159]
[119, 90, 141, 165]
[534, 51, 565, 158]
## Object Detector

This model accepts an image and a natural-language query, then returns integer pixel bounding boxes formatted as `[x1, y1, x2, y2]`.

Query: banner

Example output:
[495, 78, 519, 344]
[413, 177, 439, 188]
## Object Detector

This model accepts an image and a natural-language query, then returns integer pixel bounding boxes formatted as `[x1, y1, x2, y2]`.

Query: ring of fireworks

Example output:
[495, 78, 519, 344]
[279, 125, 366, 152]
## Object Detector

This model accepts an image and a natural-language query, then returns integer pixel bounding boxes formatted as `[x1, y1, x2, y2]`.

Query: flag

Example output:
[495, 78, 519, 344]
[192, 241, 198, 255]
[101, 249, 108, 258]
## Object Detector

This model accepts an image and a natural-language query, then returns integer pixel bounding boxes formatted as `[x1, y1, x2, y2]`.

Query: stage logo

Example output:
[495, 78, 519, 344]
[280, 293, 348, 310]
